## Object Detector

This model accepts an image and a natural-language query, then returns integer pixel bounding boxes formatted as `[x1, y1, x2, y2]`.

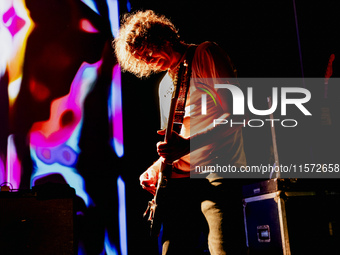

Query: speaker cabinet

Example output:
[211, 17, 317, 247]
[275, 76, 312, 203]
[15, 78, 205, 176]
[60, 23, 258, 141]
[0, 183, 76, 255]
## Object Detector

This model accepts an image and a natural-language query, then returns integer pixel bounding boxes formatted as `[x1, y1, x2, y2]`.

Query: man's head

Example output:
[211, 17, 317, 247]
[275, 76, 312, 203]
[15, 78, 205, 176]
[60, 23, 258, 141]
[114, 10, 181, 78]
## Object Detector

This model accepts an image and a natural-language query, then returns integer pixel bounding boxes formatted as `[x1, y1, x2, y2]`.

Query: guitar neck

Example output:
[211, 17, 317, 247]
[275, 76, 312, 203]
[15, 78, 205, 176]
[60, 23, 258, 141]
[164, 95, 178, 143]
[158, 100, 177, 175]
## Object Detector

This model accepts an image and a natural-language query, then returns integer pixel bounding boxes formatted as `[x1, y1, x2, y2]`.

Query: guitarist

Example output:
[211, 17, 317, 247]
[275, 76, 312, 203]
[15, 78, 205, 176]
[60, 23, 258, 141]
[114, 10, 248, 255]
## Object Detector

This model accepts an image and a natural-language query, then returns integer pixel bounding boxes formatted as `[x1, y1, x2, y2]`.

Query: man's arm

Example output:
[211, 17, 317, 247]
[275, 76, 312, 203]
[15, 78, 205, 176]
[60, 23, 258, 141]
[139, 158, 162, 195]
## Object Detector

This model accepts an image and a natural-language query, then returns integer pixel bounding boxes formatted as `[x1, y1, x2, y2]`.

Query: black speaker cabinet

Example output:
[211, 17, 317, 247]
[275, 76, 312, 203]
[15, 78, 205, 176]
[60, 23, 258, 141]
[243, 178, 340, 255]
[0, 183, 76, 255]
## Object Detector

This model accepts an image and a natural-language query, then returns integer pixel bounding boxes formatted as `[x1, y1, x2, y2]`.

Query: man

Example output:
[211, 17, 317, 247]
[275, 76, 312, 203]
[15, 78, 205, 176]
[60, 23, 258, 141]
[114, 10, 247, 255]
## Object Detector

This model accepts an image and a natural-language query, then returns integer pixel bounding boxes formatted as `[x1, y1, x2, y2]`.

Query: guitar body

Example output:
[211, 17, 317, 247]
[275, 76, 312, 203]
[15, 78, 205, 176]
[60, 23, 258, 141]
[146, 164, 172, 237]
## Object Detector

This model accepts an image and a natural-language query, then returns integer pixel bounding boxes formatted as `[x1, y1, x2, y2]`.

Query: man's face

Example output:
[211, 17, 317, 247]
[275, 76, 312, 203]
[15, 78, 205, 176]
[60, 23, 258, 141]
[133, 44, 175, 72]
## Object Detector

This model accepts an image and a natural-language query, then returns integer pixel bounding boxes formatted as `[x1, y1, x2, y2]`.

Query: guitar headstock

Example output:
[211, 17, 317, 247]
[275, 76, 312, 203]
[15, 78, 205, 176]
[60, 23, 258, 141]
[322, 54, 335, 123]
[325, 54, 335, 84]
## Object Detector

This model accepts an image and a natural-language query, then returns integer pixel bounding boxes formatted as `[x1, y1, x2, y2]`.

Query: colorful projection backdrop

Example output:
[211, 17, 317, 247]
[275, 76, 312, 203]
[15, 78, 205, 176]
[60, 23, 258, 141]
[0, 0, 126, 254]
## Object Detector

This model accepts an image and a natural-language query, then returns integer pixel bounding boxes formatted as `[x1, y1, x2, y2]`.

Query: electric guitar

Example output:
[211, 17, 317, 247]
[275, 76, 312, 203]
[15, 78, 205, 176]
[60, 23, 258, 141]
[143, 60, 189, 237]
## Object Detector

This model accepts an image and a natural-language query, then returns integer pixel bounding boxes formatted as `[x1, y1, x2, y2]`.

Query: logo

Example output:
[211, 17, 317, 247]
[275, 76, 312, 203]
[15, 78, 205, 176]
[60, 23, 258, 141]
[198, 81, 312, 128]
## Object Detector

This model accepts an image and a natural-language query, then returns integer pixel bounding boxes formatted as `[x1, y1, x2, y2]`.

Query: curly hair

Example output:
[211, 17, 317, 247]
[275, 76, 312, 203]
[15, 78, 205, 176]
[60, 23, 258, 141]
[113, 10, 181, 78]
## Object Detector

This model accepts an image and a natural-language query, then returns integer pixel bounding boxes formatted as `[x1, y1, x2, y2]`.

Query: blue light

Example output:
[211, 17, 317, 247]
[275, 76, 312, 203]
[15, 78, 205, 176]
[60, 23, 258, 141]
[126, 0, 131, 12]
[113, 138, 124, 158]
[81, 0, 100, 15]
[107, 0, 120, 38]
[104, 229, 119, 255]
[117, 176, 128, 255]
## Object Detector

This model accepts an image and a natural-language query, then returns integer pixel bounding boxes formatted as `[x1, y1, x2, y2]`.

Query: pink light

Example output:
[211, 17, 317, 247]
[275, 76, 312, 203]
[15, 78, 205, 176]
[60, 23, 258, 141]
[110, 64, 124, 157]
[2, 6, 26, 37]
[28, 61, 101, 207]
[80, 18, 99, 33]
[6, 135, 21, 189]
[30, 61, 102, 148]
[0, 156, 5, 185]
[36, 145, 77, 166]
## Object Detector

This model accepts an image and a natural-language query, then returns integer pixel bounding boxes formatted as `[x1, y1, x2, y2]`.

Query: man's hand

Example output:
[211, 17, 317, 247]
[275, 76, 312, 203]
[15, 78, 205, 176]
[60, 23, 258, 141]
[139, 166, 158, 195]
[156, 130, 190, 164]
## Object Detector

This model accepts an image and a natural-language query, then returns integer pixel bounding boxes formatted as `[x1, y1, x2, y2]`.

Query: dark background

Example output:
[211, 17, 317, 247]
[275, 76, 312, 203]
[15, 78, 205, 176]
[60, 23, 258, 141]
[1, 0, 339, 254]
[120, 1, 340, 254]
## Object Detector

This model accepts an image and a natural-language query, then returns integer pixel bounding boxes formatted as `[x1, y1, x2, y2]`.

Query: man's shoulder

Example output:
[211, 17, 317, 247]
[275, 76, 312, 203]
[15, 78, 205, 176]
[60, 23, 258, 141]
[194, 41, 227, 59]
[196, 41, 220, 51]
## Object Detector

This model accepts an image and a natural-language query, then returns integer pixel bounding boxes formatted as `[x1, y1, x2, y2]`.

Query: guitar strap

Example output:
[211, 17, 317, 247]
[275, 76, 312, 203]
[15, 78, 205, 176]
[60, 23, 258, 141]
[173, 45, 197, 132]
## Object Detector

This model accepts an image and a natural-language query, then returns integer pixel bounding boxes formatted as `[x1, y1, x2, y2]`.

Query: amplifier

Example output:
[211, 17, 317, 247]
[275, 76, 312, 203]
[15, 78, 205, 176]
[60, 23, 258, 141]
[243, 178, 340, 255]
[0, 183, 76, 255]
